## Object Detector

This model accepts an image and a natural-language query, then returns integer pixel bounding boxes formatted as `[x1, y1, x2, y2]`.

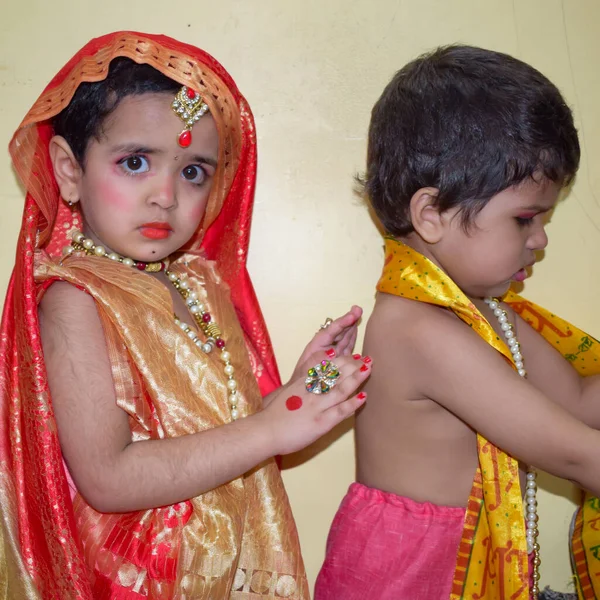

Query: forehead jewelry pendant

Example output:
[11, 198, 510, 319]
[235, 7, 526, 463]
[171, 86, 209, 148]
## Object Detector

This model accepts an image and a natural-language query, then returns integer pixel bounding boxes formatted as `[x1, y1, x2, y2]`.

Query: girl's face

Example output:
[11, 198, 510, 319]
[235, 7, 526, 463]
[59, 92, 219, 262]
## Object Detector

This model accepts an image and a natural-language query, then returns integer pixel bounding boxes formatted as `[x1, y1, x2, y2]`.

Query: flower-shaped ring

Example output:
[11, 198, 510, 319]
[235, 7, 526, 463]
[305, 360, 340, 395]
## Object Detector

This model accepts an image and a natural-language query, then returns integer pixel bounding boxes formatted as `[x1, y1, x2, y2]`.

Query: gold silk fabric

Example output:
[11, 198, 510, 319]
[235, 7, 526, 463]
[34, 251, 308, 599]
[377, 237, 600, 600]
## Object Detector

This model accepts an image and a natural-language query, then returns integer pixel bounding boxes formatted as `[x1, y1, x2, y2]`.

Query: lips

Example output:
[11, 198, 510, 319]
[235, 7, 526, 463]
[512, 268, 528, 283]
[512, 262, 535, 283]
[139, 222, 172, 240]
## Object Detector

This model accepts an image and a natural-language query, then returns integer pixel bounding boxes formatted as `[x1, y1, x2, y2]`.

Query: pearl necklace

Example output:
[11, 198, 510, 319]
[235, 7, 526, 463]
[485, 298, 540, 598]
[67, 232, 168, 272]
[65, 231, 240, 421]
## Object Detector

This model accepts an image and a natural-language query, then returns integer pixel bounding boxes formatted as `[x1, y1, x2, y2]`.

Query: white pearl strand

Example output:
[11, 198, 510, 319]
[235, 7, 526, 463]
[166, 270, 240, 421]
[64, 230, 240, 421]
[485, 298, 540, 598]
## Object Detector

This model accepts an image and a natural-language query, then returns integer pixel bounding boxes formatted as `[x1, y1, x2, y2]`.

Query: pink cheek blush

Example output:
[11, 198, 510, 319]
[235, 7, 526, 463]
[97, 175, 134, 210]
[188, 199, 209, 223]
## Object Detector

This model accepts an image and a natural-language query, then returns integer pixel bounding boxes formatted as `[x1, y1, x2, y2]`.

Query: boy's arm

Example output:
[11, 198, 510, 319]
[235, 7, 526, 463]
[406, 307, 600, 495]
[39, 282, 369, 513]
[508, 309, 600, 428]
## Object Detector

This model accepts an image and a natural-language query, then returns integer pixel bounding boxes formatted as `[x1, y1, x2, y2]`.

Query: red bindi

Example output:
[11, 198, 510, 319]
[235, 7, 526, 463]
[285, 396, 303, 411]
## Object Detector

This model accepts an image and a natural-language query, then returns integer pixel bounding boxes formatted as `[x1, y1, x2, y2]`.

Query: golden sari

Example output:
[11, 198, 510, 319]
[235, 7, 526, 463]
[0, 31, 308, 599]
[378, 237, 600, 599]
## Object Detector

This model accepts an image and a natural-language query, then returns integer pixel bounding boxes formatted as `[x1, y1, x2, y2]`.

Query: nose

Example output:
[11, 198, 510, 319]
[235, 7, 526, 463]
[527, 224, 548, 251]
[148, 173, 177, 210]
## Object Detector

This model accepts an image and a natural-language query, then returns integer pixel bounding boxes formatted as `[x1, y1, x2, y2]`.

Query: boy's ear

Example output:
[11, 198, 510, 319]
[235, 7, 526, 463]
[49, 136, 83, 205]
[409, 187, 445, 244]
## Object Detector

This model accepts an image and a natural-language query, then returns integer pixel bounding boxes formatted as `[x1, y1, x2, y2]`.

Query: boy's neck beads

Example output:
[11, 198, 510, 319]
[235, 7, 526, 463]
[65, 230, 240, 421]
[485, 297, 540, 598]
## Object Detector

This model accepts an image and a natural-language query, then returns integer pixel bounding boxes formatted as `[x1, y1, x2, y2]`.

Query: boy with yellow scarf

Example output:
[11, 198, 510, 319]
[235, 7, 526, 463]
[316, 45, 599, 600]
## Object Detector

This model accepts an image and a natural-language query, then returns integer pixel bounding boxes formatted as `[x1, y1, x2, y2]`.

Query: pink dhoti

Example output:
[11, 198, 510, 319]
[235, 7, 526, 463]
[315, 482, 465, 600]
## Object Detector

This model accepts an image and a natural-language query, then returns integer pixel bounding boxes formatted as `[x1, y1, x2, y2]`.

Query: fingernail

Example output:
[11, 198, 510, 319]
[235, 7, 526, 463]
[362, 356, 372, 364]
[326, 348, 336, 359]
[352, 354, 362, 360]
[357, 392, 367, 401]
[360, 364, 369, 372]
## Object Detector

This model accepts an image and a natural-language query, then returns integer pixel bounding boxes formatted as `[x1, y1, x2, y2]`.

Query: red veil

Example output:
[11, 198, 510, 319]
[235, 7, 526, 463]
[0, 32, 286, 598]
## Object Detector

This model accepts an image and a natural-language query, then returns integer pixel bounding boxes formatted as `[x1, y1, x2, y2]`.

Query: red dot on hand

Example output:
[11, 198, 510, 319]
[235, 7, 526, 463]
[286, 395, 303, 411]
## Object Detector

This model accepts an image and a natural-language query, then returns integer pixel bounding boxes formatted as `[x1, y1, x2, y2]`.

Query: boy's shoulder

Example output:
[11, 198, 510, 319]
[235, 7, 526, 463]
[364, 291, 477, 394]
[365, 291, 511, 387]
[367, 291, 459, 346]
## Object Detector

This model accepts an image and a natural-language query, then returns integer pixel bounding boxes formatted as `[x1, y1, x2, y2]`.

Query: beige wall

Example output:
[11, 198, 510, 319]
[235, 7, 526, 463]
[2, 0, 599, 593]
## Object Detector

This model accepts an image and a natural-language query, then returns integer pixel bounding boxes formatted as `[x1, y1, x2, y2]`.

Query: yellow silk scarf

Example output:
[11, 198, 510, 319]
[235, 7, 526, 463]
[377, 237, 600, 600]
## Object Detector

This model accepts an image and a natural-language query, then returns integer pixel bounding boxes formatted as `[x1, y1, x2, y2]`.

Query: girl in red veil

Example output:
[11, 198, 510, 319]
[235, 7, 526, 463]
[0, 31, 369, 599]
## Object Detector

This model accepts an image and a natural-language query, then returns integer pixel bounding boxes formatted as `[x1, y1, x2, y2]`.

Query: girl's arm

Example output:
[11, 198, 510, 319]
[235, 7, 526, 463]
[39, 282, 370, 513]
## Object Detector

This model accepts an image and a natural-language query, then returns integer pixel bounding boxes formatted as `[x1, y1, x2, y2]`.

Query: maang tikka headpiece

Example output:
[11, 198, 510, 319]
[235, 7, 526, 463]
[171, 86, 210, 148]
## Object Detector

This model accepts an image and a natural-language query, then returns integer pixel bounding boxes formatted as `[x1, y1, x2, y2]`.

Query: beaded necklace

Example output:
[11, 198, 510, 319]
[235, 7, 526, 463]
[65, 230, 240, 420]
[485, 297, 540, 597]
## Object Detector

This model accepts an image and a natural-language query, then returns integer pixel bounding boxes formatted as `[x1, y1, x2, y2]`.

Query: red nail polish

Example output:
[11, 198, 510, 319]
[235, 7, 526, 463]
[363, 356, 372, 364]
[326, 348, 336, 358]
[360, 364, 369, 372]
[352, 354, 362, 360]
[357, 392, 367, 400]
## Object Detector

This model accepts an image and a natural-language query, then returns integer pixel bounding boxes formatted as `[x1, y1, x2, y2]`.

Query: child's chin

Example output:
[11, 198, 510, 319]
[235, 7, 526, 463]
[485, 281, 512, 298]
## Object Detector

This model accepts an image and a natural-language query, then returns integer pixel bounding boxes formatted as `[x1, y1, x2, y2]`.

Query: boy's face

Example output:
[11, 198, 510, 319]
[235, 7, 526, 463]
[435, 178, 560, 299]
[66, 92, 219, 262]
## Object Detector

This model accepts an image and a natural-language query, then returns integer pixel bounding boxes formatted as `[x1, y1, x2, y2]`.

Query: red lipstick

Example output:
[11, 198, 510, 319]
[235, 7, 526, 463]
[139, 222, 172, 240]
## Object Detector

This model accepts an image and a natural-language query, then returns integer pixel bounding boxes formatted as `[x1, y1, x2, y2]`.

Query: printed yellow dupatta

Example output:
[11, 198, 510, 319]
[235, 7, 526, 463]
[377, 237, 600, 600]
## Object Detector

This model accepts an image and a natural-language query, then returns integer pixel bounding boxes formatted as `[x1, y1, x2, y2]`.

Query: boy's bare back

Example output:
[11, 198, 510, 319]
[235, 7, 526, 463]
[356, 291, 590, 508]
[357, 293, 483, 507]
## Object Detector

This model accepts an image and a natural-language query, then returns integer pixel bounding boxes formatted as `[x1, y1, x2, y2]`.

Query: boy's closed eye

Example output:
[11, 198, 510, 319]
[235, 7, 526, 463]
[514, 208, 552, 227]
[515, 212, 537, 227]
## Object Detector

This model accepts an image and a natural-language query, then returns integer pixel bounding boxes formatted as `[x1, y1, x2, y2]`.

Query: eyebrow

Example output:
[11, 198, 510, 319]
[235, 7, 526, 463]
[520, 205, 552, 213]
[110, 144, 161, 156]
[191, 155, 218, 168]
[110, 145, 218, 168]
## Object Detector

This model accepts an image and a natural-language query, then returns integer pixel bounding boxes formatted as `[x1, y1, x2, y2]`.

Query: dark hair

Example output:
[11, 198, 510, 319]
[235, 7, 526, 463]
[363, 45, 580, 236]
[53, 57, 181, 166]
